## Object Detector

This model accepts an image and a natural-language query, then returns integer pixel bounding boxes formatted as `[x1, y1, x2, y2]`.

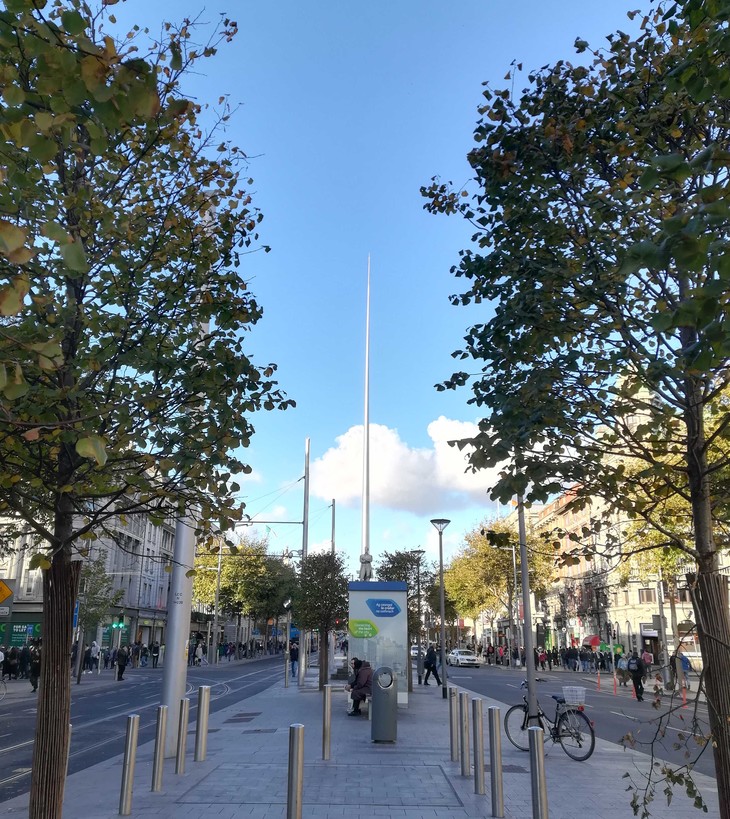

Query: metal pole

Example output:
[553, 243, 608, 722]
[118, 714, 140, 816]
[416, 555, 423, 685]
[287, 723, 305, 819]
[511, 543, 521, 663]
[322, 685, 332, 760]
[434, 523, 450, 698]
[488, 706, 504, 818]
[211, 548, 223, 665]
[161, 514, 195, 756]
[151, 705, 168, 792]
[517, 495, 539, 722]
[331, 498, 336, 554]
[472, 698, 485, 795]
[285, 609, 291, 688]
[175, 698, 190, 775]
[657, 574, 672, 690]
[459, 691, 470, 777]
[528, 726, 549, 819]
[449, 687, 459, 762]
[302, 438, 310, 560]
[194, 685, 211, 761]
[65, 723, 72, 782]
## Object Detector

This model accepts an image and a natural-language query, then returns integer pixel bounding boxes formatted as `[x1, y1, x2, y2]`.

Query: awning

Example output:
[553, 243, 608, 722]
[582, 634, 601, 647]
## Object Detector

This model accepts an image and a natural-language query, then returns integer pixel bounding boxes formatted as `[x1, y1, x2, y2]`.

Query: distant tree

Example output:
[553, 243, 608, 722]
[294, 553, 348, 689]
[0, 5, 292, 817]
[375, 549, 434, 643]
[77, 551, 123, 635]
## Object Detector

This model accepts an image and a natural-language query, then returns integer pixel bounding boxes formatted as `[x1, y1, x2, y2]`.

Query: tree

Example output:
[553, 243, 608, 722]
[77, 550, 123, 635]
[447, 518, 554, 650]
[375, 549, 434, 644]
[0, 4, 292, 816]
[293, 552, 348, 689]
[423, 3, 730, 814]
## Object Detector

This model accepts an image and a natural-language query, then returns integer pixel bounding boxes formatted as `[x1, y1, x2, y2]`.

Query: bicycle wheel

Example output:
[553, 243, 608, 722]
[504, 705, 530, 750]
[557, 709, 595, 761]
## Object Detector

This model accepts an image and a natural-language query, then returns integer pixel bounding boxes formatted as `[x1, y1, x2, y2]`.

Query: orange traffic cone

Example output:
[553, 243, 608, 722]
[597, 670, 601, 691]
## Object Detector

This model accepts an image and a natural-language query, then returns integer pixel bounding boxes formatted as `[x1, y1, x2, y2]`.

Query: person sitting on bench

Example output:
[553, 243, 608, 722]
[345, 657, 373, 716]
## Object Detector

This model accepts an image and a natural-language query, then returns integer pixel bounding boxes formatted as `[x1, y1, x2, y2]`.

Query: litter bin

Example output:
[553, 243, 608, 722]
[371, 666, 397, 743]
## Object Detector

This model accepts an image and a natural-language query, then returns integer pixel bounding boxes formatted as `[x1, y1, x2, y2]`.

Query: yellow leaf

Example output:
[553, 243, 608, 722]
[164, 564, 173, 573]
[0, 220, 27, 255]
[75, 434, 108, 466]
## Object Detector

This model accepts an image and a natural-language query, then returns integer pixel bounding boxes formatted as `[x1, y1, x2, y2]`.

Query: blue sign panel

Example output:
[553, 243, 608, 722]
[366, 598, 401, 618]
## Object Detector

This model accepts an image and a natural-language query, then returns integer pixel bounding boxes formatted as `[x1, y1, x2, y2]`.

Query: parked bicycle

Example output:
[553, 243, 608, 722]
[504, 680, 595, 761]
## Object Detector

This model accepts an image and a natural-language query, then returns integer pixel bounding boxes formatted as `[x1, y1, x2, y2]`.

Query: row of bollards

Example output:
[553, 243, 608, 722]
[448, 686, 547, 819]
[118, 686, 211, 816]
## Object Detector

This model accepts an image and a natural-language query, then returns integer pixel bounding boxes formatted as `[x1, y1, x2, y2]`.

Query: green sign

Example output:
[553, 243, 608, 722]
[0, 622, 41, 646]
[348, 619, 378, 638]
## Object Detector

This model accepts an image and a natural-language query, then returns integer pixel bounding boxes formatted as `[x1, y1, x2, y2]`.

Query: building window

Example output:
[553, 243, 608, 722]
[676, 587, 691, 603]
[638, 588, 656, 604]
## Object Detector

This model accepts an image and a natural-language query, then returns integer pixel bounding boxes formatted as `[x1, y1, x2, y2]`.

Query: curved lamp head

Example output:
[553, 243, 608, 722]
[430, 518, 451, 533]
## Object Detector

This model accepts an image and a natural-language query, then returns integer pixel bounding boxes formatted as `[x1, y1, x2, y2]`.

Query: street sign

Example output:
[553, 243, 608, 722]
[73, 600, 79, 629]
[0, 579, 15, 621]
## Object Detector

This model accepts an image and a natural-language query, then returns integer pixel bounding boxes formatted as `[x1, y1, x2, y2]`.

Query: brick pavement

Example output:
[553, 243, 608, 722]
[1, 656, 720, 819]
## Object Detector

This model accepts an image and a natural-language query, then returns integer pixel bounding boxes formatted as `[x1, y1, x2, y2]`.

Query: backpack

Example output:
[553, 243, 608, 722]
[627, 658, 638, 672]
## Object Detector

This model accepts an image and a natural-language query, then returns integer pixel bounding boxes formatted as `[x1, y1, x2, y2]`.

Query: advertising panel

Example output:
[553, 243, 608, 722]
[348, 581, 408, 705]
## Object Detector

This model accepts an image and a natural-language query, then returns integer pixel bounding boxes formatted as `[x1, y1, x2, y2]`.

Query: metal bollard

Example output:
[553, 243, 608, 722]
[151, 705, 168, 791]
[459, 691, 471, 777]
[175, 698, 190, 775]
[65, 723, 72, 781]
[528, 726, 549, 819]
[118, 714, 140, 816]
[488, 706, 504, 818]
[472, 698, 485, 795]
[195, 686, 211, 762]
[449, 687, 459, 762]
[287, 723, 305, 819]
[322, 685, 332, 760]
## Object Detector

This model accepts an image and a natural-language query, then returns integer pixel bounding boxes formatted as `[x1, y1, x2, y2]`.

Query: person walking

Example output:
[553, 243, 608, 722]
[29, 641, 41, 692]
[628, 651, 647, 701]
[116, 645, 128, 681]
[289, 642, 299, 678]
[151, 641, 160, 668]
[423, 644, 442, 687]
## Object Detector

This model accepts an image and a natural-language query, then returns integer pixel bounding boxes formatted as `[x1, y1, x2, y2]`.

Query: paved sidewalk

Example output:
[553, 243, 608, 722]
[2, 659, 720, 819]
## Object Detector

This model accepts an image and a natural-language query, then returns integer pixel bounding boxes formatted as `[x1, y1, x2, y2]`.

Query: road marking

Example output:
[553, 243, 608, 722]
[611, 711, 638, 721]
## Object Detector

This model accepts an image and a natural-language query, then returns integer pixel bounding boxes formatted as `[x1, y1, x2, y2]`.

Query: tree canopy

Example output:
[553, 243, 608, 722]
[0, 3, 293, 816]
[423, 1, 730, 814]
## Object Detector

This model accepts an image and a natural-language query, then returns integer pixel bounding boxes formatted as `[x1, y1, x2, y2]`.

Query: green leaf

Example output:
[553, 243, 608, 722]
[60, 241, 89, 273]
[62, 11, 87, 36]
[29, 553, 52, 571]
[170, 42, 182, 71]
[0, 220, 27, 255]
[41, 221, 71, 244]
[75, 435, 108, 467]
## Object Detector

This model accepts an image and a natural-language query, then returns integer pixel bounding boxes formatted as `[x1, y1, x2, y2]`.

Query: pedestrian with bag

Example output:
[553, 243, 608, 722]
[628, 651, 647, 701]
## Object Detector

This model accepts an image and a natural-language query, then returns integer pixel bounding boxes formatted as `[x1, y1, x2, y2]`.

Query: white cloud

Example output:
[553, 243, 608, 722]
[311, 418, 504, 515]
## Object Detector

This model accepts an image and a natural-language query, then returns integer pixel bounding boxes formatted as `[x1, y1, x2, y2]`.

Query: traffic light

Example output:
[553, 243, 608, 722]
[112, 612, 124, 629]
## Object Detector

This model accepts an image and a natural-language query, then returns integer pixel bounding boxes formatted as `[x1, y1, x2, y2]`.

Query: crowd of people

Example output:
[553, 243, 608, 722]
[0, 640, 42, 691]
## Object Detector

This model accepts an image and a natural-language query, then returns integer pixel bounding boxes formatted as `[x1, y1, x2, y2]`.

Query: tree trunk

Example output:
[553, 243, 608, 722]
[319, 628, 328, 690]
[682, 365, 730, 819]
[691, 571, 730, 819]
[29, 534, 81, 819]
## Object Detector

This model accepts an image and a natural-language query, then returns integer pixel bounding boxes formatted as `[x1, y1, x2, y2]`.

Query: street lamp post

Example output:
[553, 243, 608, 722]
[210, 547, 223, 665]
[409, 549, 425, 685]
[430, 518, 450, 700]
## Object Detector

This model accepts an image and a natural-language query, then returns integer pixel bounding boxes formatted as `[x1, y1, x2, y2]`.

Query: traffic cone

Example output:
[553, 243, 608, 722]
[613, 674, 617, 695]
[597, 670, 601, 691]
[631, 682, 636, 699]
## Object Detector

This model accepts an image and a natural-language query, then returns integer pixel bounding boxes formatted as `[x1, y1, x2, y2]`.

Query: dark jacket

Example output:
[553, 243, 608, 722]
[425, 647, 438, 669]
[352, 661, 373, 699]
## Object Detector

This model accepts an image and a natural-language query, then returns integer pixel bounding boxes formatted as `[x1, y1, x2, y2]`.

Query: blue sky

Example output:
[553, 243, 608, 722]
[123, 1, 642, 573]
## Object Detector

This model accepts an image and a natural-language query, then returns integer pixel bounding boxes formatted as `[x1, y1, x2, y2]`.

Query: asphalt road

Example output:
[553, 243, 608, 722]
[0, 653, 284, 804]
[440, 662, 716, 777]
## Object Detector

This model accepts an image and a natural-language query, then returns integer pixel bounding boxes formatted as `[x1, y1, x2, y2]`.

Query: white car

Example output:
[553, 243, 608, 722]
[410, 645, 425, 658]
[446, 649, 480, 667]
